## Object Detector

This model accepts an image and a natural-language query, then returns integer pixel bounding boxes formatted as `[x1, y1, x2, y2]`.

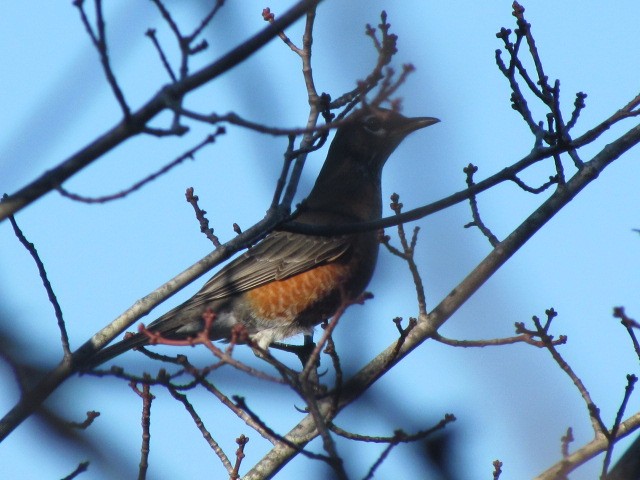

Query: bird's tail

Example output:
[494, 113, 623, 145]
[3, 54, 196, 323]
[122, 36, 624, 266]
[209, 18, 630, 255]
[83, 298, 230, 370]
[83, 333, 150, 370]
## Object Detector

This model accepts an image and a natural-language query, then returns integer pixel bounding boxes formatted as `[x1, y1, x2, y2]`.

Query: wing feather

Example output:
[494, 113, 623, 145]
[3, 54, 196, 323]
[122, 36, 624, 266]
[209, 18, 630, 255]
[186, 230, 351, 309]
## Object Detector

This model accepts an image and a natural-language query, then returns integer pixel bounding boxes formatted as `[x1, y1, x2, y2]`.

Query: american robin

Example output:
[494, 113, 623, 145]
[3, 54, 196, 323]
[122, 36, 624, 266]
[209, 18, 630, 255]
[88, 106, 438, 367]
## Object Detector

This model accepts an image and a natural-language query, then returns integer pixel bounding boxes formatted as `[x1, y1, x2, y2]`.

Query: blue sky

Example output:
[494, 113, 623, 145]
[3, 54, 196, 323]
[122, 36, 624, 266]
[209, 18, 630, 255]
[1, 2, 640, 479]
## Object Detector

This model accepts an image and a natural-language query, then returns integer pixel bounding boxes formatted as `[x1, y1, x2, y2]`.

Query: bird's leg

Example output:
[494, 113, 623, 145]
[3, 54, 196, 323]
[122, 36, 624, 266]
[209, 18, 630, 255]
[271, 334, 318, 369]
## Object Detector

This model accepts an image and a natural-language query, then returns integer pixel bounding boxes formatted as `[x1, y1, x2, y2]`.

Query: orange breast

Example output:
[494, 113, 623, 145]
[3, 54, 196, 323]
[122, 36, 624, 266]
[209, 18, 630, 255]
[245, 263, 349, 321]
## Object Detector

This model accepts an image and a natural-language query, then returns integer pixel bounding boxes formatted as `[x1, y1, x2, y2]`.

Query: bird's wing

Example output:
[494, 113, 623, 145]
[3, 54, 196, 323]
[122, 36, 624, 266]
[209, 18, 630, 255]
[186, 230, 351, 307]
[88, 231, 353, 366]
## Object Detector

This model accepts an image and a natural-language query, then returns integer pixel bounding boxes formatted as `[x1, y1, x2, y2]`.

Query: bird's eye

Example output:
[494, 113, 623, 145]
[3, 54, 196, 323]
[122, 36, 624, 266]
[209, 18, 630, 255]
[362, 115, 385, 135]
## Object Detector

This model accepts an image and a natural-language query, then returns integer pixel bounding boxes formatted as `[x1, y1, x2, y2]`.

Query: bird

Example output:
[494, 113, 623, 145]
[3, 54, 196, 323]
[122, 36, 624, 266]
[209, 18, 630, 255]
[87, 105, 439, 368]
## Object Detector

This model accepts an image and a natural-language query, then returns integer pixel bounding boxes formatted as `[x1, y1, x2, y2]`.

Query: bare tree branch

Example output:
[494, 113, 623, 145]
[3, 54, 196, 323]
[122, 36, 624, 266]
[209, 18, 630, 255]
[0, 0, 322, 222]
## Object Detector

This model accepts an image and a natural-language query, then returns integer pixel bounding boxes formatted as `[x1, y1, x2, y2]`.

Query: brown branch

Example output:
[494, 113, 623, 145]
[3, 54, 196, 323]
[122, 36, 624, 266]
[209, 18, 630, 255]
[130, 382, 154, 480]
[110, 351, 283, 448]
[297, 380, 348, 479]
[390, 317, 417, 361]
[66, 411, 100, 430]
[176, 108, 338, 136]
[189, 1, 225, 45]
[231, 435, 249, 480]
[561, 427, 574, 458]
[262, 8, 303, 55]
[323, 330, 343, 412]
[509, 171, 558, 193]
[571, 93, 640, 149]
[185, 187, 221, 246]
[493, 460, 503, 480]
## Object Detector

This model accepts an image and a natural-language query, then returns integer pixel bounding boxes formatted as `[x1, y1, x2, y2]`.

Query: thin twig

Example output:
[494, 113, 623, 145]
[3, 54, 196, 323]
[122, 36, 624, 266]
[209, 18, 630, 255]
[232, 396, 332, 462]
[130, 382, 154, 480]
[6, 204, 71, 356]
[362, 442, 396, 480]
[434, 330, 566, 349]
[601, 374, 638, 477]
[528, 309, 607, 437]
[185, 187, 221, 246]
[493, 460, 503, 480]
[358, 415, 455, 480]
[73, 0, 130, 118]
[145, 28, 176, 82]
[66, 411, 100, 430]
[462, 164, 500, 247]
[380, 193, 428, 316]
[231, 435, 249, 480]
[330, 414, 455, 443]
[561, 427, 574, 458]
[135, 313, 286, 384]
[61, 462, 90, 480]
[57, 131, 222, 203]
[167, 385, 233, 473]
[614, 307, 640, 361]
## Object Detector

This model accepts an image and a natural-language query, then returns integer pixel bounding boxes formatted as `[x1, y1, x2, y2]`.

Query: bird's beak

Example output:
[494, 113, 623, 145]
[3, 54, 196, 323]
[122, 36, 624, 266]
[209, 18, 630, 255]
[400, 116, 440, 135]
[388, 115, 440, 137]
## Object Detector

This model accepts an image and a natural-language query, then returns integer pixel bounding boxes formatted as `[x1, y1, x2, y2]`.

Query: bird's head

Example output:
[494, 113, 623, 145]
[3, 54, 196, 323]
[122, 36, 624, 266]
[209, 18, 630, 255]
[304, 105, 439, 220]
[331, 106, 439, 172]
